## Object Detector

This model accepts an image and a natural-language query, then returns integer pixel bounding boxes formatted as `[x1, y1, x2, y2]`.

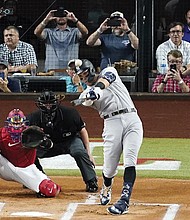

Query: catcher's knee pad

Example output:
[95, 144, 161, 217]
[39, 179, 61, 197]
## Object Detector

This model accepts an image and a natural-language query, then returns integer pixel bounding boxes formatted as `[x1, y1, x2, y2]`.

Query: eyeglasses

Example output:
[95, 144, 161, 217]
[168, 60, 182, 64]
[169, 30, 182, 34]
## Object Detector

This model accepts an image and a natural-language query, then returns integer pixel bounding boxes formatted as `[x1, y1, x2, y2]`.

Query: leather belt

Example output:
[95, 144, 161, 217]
[103, 108, 136, 119]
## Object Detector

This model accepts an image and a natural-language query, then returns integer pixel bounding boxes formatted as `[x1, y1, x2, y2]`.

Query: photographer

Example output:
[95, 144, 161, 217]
[86, 11, 138, 70]
[34, 7, 88, 72]
[152, 50, 190, 93]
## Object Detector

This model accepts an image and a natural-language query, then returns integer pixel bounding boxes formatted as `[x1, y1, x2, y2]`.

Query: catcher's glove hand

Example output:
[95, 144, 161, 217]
[21, 126, 45, 148]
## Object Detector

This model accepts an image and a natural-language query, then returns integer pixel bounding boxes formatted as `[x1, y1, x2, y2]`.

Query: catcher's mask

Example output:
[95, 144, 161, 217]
[5, 108, 29, 141]
[36, 91, 60, 114]
[74, 59, 96, 83]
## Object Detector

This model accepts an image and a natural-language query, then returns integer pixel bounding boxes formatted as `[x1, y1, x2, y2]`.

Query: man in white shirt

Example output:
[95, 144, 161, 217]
[156, 22, 190, 74]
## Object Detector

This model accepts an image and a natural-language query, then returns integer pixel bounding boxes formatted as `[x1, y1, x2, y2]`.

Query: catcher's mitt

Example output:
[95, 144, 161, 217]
[21, 125, 45, 148]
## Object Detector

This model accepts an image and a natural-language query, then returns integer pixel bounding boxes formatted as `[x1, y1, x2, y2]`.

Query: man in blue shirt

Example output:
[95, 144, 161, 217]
[86, 11, 139, 70]
[60, 59, 87, 93]
[34, 8, 88, 72]
[182, 10, 190, 43]
[0, 59, 21, 92]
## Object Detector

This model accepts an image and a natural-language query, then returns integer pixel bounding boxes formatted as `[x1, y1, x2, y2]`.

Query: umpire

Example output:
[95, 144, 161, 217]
[27, 90, 98, 192]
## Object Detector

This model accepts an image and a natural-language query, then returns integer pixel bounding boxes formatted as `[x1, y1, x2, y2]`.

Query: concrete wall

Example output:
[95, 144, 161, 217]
[1, 93, 190, 138]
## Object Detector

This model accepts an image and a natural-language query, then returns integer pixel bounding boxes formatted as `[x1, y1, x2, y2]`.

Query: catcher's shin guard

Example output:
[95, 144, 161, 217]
[39, 179, 61, 197]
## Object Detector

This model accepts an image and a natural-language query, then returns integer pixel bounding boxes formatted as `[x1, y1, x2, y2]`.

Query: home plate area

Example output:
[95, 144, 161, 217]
[0, 142, 186, 220]
[40, 142, 181, 171]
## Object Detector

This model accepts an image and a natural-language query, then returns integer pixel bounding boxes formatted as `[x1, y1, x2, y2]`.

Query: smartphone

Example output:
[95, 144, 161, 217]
[170, 64, 177, 72]
[54, 8, 67, 17]
[0, 72, 4, 80]
[107, 19, 121, 27]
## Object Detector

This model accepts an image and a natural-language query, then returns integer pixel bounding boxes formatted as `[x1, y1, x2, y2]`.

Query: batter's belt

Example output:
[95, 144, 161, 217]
[103, 108, 136, 119]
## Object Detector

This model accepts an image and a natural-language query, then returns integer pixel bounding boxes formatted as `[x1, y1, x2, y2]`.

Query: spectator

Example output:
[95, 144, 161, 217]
[27, 90, 98, 193]
[156, 22, 190, 74]
[0, 59, 21, 92]
[182, 9, 190, 43]
[0, 0, 34, 44]
[34, 7, 88, 72]
[0, 108, 61, 198]
[86, 11, 139, 70]
[0, 25, 37, 74]
[152, 50, 190, 93]
[60, 59, 87, 93]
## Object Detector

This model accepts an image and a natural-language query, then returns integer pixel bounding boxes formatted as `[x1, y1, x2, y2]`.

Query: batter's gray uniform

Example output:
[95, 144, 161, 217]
[79, 66, 143, 178]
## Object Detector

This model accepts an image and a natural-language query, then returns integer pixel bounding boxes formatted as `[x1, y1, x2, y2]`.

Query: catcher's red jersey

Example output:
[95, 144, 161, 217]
[0, 127, 36, 167]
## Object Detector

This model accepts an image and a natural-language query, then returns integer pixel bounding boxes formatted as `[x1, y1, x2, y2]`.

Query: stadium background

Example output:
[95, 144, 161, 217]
[1, 0, 190, 92]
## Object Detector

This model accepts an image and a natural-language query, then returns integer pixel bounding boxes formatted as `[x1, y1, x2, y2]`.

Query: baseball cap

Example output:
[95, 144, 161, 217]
[0, 59, 8, 68]
[110, 11, 124, 19]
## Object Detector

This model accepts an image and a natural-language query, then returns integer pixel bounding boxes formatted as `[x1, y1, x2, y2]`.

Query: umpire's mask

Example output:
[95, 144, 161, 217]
[36, 90, 59, 114]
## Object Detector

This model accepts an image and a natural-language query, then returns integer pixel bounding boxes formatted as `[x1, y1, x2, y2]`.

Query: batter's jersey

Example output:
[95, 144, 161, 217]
[0, 127, 36, 167]
[81, 66, 136, 118]
[27, 105, 85, 143]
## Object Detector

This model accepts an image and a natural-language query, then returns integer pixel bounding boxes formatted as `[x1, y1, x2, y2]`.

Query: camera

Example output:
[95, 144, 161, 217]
[170, 64, 177, 72]
[0, 8, 14, 16]
[54, 7, 67, 17]
[107, 19, 121, 27]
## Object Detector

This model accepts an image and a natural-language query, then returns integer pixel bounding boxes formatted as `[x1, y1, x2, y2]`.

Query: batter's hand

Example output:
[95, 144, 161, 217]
[86, 87, 103, 101]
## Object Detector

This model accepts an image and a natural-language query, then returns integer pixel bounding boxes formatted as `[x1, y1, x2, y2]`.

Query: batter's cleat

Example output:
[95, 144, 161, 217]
[86, 178, 98, 192]
[100, 184, 112, 205]
[107, 199, 129, 215]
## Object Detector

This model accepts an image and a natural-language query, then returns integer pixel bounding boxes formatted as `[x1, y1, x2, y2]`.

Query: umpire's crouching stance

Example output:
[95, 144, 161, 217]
[27, 90, 98, 192]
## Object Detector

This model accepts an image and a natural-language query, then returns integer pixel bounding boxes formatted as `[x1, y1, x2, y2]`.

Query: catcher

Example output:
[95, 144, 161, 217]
[0, 108, 61, 197]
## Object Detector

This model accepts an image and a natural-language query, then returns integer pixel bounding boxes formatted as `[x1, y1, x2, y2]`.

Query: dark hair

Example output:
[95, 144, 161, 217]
[167, 22, 184, 34]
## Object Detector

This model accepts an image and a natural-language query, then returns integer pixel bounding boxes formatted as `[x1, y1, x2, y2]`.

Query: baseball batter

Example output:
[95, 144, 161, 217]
[0, 109, 61, 197]
[73, 59, 143, 215]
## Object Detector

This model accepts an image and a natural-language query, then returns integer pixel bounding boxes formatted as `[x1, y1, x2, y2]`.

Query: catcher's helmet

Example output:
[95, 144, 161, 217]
[36, 90, 59, 114]
[5, 109, 29, 141]
[75, 59, 96, 83]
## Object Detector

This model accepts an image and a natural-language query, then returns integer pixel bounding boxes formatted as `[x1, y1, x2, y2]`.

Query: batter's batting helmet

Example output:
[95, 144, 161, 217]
[75, 59, 96, 83]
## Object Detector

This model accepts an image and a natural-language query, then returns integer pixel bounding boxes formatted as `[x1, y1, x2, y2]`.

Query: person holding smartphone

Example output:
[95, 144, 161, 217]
[34, 7, 88, 72]
[152, 50, 190, 93]
[0, 59, 21, 92]
[86, 11, 139, 70]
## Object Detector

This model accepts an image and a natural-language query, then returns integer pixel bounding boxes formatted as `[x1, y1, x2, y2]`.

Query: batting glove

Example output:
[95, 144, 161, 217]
[86, 87, 103, 101]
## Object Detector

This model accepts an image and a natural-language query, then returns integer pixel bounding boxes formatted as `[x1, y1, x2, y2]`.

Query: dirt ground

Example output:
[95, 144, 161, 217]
[0, 176, 190, 220]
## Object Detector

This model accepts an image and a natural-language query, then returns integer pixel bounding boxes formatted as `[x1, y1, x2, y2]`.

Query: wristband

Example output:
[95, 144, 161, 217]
[74, 19, 79, 24]
[126, 29, 132, 34]
[161, 80, 167, 84]
[97, 28, 103, 34]
[178, 79, 184, 85]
